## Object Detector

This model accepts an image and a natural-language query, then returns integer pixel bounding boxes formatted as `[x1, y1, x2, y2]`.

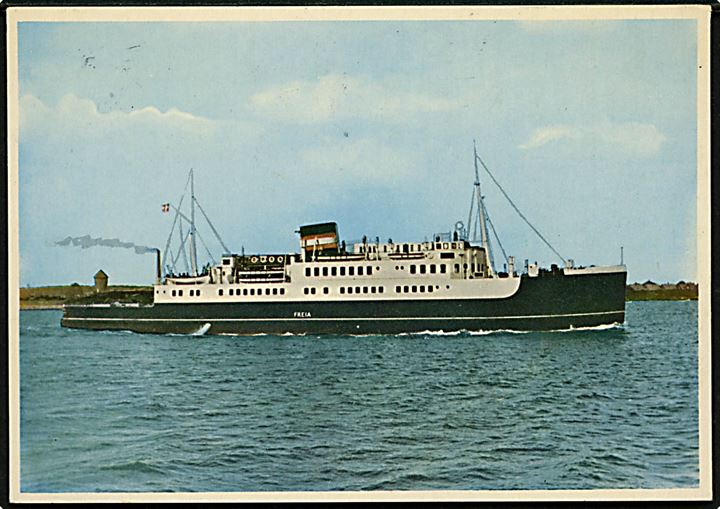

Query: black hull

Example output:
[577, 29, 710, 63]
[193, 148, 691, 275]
[61, 271, 626, 335]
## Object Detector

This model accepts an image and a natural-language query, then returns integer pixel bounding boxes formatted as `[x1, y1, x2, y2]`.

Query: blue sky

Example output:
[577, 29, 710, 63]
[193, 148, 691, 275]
[17, 18, 698, 286]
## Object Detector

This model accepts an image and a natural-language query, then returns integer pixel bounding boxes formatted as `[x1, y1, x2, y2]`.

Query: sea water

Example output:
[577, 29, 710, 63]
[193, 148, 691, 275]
[19, 301, 699, 492]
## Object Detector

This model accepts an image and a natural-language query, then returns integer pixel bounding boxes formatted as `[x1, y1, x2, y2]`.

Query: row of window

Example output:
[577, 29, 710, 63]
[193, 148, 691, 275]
[218, 287, 286, 297]
[455, 263, 484, 274]
[402, 263, 484, 275]
[360, 241, 462, 254]
[169, 287, 289, 298]
[305, 265, 377, 278]
[395, 284, 447, 294]
[302, 261, 483, 278]
[339, 286, 385, 295]
[302, 286, 387, 295]
[404, 264, 448, 275]
[170, 289, 201, 297]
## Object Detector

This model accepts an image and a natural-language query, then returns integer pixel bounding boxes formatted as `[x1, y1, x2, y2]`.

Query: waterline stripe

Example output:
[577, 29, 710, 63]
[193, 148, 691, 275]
[63, 310, 625, 322]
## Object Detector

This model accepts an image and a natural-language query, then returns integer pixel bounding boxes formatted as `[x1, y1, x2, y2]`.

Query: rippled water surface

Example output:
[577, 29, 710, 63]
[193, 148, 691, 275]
[19, 301, 698, 492]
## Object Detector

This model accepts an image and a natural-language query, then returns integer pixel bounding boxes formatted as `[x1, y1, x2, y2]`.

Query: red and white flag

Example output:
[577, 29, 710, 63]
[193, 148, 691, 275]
[161, 203, 170, 213]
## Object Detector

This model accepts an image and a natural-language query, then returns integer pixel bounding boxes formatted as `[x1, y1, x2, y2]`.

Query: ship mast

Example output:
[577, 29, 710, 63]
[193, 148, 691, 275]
[162, 169, 230, 278]
[468, 140, 495, 276]
[189, 169, 198, 276]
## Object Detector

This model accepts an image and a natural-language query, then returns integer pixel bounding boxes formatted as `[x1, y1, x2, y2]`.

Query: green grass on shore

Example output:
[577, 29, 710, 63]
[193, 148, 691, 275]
[625, 288, 698, 301]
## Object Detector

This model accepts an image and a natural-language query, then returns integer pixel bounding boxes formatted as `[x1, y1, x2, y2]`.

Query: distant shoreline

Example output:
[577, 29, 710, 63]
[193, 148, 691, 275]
[19, 285, 153, 310]
[18, 281, 698, 310]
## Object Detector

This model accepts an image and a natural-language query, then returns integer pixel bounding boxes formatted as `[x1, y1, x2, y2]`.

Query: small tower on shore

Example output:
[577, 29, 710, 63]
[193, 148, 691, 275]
[94, 270, 108, 293]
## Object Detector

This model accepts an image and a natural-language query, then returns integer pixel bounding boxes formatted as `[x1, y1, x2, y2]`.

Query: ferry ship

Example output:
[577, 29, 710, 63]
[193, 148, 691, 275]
[61, 147, 627, 335]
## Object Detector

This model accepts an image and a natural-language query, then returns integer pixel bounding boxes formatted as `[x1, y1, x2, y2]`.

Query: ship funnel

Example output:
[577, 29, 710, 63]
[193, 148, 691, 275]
[298, 222, 339, 261]
[155, 248, 162, 284]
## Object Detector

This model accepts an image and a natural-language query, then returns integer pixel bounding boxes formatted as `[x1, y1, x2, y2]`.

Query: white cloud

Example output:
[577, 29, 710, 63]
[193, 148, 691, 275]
[250, 73, 459, 124]
[20, 93, 216, 139]
[300, 137, 417, 185]
[595, 121, 667, 157]
[519, 121, 666, 157]
[518, 125, 580, 149]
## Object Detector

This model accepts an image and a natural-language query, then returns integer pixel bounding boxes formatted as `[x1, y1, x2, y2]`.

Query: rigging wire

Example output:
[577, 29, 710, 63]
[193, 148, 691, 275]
[474, 153, 566, 264]
[173, 221, 192, 274]
[162, 193, 186, 272]
[484, 208, 508, 266]
[193, 197, 230, 254]
[163, 171, 227, 276]
[194, 228, 218, 267]
[162, 172, 193, 275]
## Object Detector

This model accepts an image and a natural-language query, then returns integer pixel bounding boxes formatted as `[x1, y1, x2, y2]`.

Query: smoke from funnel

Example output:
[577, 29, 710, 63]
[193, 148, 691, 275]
[56, 235, 156, 254]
